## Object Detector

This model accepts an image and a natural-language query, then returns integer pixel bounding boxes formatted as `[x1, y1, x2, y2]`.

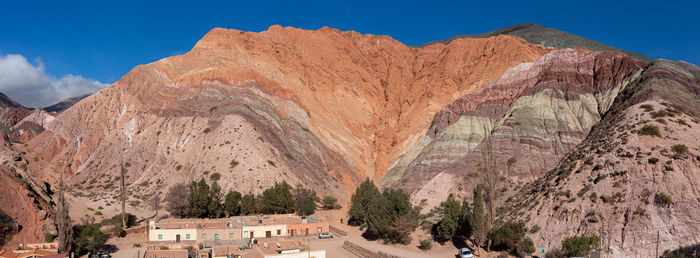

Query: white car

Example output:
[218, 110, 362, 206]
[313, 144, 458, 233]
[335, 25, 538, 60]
[319, 232, 333, 239]
[460, 247, 474, 258]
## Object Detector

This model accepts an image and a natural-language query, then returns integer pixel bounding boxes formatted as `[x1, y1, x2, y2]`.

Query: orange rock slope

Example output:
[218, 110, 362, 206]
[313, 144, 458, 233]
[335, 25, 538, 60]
[27, 26, 549, 198]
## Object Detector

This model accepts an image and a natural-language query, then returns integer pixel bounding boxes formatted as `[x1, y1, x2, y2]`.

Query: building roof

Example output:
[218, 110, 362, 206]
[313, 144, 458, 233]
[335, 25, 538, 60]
[256, 239, 306, 255]
[143, 249, 188, 258]
[16, 250, 59, 257]
[0, 250, 18, 258]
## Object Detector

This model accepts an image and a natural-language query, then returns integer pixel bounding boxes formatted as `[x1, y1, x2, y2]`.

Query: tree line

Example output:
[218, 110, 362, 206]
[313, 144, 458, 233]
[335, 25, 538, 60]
[166, 179, 340, 218]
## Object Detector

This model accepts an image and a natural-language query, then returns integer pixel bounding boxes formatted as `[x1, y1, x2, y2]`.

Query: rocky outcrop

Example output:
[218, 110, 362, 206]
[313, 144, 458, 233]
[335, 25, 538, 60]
[25, 26, 549, 204]
[506, 60, 700, 256]
[383, 49, 645, 209]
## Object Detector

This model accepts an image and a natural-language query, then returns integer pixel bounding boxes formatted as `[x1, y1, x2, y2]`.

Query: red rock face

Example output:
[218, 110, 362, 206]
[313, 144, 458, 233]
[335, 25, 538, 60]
[25, 26, 550, 201]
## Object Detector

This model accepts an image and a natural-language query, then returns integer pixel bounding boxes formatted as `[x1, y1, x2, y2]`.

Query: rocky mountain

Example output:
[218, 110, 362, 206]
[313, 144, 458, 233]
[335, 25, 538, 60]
[23, 26, 549, 205]
[3, 24, 698, 255]
[44, 94, 91, 113]
[423, 24, 652, 63]
[505, 60, 700, 256]
[0, 93, 55, 144]
[382, 49, 645, 208]
[0, 92, 23, 109]
[0, 93, 56, 249]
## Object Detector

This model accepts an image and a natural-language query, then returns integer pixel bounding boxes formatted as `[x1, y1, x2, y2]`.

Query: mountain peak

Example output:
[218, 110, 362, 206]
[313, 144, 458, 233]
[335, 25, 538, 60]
[423, 23, 652, 62]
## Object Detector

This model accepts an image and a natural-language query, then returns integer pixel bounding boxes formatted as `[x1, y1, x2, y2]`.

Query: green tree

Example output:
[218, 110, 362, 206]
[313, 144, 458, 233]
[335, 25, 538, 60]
[560, 235, 600, 257]
[188, 179, 211, 218]
[240, 194, 256, 215]
[208, 182, 223, 218]
[321, 195, 339, 210]
[262, 181, 294, 214]
[224, 190, 242, 217]
[471, 184, 488, 250]
[348, 178, 380, 225]
[72, 224, 107, 257]
[365, 189, 418, 244]
[293, 185, 319, 216]
[436, 194, 463, 241]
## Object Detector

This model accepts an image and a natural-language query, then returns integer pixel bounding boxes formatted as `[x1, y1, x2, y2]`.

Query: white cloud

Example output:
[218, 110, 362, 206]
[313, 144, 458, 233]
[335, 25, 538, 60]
[0, 53, 107, 108]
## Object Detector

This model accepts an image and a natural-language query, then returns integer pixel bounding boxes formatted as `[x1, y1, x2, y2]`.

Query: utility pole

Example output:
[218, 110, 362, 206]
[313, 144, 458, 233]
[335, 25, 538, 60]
[655, 230, 660, 258]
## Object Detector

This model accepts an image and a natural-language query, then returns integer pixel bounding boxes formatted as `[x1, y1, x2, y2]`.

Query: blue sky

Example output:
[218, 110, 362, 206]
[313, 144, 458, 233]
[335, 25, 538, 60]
[0, 0, 698, 106]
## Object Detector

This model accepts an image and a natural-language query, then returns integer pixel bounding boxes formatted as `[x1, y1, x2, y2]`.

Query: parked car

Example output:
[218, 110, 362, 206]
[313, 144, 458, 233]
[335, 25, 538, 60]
[91, 252, 111, 258]
[319, 232, 333, 239]
[459, 247, 474, 258]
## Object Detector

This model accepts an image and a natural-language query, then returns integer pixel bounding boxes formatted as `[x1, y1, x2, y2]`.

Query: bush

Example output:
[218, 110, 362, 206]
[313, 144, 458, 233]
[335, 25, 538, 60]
[648, 157, 659, 164]
[639, 104, 654, 112]
[209, 173, 221, 181]
[490, 221, 526, 253]
[560, 235, 600, 257]
[515, 237, 535, 257]
[529, 224, 540, 234]
[639, 124, 661, 137]
[545, 248, 565, 258]
[419, 239, 432, 250]
[44, 232, 55, 242]
[660, 243, 700, 258]
[73, 224, 107, 256]
[654, 193, 673, 207]
[321, 195, 339, 210]
[671, 144, 688, 155]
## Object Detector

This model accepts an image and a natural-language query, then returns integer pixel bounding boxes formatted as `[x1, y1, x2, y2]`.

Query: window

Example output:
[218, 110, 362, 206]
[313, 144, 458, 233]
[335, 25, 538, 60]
[214, 234, 219, 240]
[318, 227, 322, 232]
[243, 231, 249, 238]
[229, 233, 234, 238]
[158, 234, 163, 240]
[277, 229, 281, 235]
[202, 234, 207, 239]
[186, 234, 190, 239]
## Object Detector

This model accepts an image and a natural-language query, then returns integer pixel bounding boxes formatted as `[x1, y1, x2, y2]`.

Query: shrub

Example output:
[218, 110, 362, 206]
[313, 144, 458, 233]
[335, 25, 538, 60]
[648, 157, 659, 164]
[515, 236, 536, 257]
[654, 193, 673, 207]
[209, 173, 221, 181]
[560, 235, 600, 257]
[545, 249, 565, 258]
[159, 246, 170, 250]
[229, 159, 239, 168]
[490, 221, 526, 253]
[529, 224, 540, 234]
[671, 144, 688, 155]
[44, 232, 55, 242]
[640, 104, 654, 112]
[175, 165, 182, 171]
[639, 124, 661, 137]
[419, 239, 432, 250]
[73, 224, 107, 256]
[321, 195, 339, 210]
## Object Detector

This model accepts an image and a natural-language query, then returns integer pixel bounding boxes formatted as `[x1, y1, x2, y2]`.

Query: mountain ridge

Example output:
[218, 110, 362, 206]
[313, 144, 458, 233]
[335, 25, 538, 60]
[423, 23, 653, 63]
